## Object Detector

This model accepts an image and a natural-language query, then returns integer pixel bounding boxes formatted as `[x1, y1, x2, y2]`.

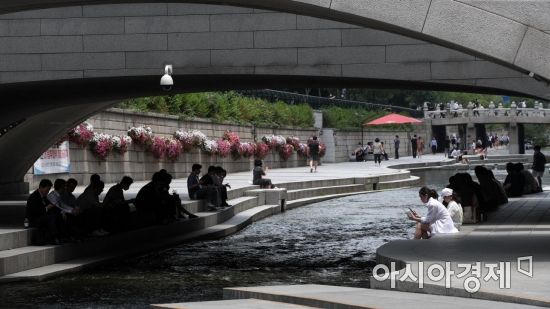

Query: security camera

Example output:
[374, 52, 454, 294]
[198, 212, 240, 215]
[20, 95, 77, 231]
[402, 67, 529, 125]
[160, 64, 173, 91]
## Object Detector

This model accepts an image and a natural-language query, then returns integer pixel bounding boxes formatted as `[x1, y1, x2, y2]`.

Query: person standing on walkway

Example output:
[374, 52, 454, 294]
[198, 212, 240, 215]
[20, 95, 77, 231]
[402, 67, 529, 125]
[411, 134, 418, 158]
[394, 135, 400, 159]
[430, 137, 438, 155]
[373, 138, 383, 166]
[417, 136, 424, 158]
[532, 145, 547, 191]
[308, 136, 320, 173]
[444, 136, 451, 158]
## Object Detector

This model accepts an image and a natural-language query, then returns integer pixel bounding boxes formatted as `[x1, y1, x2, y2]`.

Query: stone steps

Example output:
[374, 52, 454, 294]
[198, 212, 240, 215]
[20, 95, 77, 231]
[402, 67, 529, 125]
[0, 228, 31, 251]
[218, 284, 533, 309]
[0, 195, 258, 278]
[0, 204, 279, 282]
[0, 171, 419, 282]
[376, 176, 420, 190]
[287, 184, 366, 201]
[152, 298, 321, 309]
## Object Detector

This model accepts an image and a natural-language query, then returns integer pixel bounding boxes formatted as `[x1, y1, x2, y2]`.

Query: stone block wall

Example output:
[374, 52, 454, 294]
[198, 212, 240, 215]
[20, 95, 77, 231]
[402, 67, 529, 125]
[25, 108, 316, 187]
[25, 108, 429, 188]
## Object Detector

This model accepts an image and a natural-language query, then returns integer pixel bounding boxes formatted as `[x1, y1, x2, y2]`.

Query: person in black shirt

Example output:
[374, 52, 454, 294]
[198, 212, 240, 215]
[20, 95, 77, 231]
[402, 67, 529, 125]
[308, 136, 320, 173]
[199, 166, 222, 210]
[26, 179, 59, 245]
[411, 135, 418, 158]
[532, 145, 547, 190]
[103, 176, 134, 232]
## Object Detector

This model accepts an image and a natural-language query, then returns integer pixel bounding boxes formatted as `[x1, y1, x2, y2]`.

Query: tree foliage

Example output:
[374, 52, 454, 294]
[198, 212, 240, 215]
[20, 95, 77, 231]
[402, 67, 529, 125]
[117, 92, 315, 128]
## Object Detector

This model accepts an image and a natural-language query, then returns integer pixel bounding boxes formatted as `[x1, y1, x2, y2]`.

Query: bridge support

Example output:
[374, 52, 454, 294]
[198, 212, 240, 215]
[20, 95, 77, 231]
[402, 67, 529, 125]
[0, 181, 29, 198]
[507, 123, 524, 155]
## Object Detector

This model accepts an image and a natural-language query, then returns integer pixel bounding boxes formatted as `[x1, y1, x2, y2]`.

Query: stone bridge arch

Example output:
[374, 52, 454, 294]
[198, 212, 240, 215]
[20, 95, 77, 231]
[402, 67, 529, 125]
[1, 0, 549, 81]
[1, 2, 550, 194]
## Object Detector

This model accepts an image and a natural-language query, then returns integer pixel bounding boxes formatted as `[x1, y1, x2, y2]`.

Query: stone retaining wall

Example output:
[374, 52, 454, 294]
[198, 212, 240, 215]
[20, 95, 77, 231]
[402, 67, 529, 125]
[25, 108, 430, 188]
[25, 108, 317, 187]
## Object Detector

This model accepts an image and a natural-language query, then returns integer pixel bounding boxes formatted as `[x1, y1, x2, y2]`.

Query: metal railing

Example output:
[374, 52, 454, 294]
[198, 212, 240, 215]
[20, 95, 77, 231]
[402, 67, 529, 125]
[239, 89, 422, 116]
[425, 107, 549, 119]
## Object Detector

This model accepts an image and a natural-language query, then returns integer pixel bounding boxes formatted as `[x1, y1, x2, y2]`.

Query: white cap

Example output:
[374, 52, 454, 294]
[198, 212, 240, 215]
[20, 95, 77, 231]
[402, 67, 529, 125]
[441, 188, 453, 197]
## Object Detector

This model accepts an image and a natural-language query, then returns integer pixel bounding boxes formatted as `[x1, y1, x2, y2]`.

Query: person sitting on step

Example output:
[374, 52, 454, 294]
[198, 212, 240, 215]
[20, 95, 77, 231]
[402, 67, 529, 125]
[253, 159, 275, 189]
[188, 164, 218, 211]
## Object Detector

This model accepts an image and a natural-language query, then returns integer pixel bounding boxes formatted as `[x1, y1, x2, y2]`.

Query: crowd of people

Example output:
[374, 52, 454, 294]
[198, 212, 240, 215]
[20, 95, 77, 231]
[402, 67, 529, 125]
[409, 148, 546, 239]
[26, 170, 199, 245]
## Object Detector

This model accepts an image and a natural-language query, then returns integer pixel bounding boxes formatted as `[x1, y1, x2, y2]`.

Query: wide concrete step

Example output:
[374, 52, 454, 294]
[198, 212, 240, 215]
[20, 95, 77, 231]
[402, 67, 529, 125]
[375, 176, 420, 190]
[0, 195, 259, 277]
[152, 298, 321, 309]
[0, 228, 32, 251]
[0, 245, 56, 276]
[0, 204, 278, 282]
[287, 184, 366, 201]
[277, 178, 356, 191]
[286, 191, 371, 211]
[223, 284, 537, 309]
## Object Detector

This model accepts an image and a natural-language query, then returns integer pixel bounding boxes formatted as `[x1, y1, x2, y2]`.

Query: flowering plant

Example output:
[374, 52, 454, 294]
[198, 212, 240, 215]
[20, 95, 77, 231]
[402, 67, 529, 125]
[254, 142, 270, 159]
[201, 139, 218, 155]
[150, 136, 167, 159]
[165, 138, 183, 161]
[68, 122, 94, 146]
[190, 130, 207, 147]
[112, 135, 132, 154]
[223, 130, 240, 145]
[128, 126, 153, 145]
[319, 143, 327, 157]
[239, 142, 256, 158]
[297, 143, 309, 157]
[262, 134, 286, 149]
[174, 129, 193, 150]
[89, 133, 113, 160]
[217, 139, 232, 157]
[279, 144, 294, 161]
[286, 136, 300, 150]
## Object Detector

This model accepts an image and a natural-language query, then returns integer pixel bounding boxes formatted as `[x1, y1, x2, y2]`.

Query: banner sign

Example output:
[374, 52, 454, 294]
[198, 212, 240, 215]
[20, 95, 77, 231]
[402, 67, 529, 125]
[34, 141, 71, 175]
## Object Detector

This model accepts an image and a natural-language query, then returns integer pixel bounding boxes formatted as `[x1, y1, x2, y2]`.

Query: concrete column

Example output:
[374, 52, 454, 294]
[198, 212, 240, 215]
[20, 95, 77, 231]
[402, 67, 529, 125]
[466, 123, 476, 148]
[313, 110, 323, 130]
[508, 122, 520, 154]
[321, 128, 335, 163]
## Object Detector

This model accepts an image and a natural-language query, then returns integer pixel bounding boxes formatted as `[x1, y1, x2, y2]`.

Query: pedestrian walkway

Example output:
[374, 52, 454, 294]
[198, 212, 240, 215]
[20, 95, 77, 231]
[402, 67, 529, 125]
[371, 191, 550, 307]
[72, 154, 449, 200]
[154, 284, 542, 309]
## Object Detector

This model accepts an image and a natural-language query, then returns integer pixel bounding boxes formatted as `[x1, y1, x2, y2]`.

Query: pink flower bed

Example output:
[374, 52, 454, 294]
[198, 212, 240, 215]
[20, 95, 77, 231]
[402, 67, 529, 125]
[279, 144, 294, 161]
[165, 138, 183, 161]
[217, 139, 232, 157]
[254, 142, 270, 159]
[68, 122, 94, 147]
[239, 142, 256, 158]
[150, 136, 167, 159]
[297, 143, 309, 157]
[223, 130, 240, 145]
[319, 143, 327, 157]
[90, 133, 113, 160]
[128, 126, 153, 145]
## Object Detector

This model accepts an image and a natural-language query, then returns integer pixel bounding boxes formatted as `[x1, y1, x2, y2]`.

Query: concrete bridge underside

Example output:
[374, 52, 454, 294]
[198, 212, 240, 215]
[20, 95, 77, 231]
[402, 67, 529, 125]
[1, 2, 550, 194]
[1, 0, 550, 81]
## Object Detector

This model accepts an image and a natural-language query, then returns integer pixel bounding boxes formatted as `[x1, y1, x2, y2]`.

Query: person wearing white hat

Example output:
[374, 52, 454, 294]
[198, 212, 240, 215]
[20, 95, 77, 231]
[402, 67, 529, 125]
[408, 187, 458, 239]
[441, 188, 463, 230]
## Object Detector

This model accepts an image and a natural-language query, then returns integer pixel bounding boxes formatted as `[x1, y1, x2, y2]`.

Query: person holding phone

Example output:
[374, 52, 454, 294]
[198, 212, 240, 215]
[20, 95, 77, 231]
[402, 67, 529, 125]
[407, 186, 458, 239]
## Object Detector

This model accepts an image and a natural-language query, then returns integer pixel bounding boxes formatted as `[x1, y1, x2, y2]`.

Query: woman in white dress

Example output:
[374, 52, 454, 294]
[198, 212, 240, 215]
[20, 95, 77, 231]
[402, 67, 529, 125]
[408, 187, 458, 239]
[441, 188, 463, 230]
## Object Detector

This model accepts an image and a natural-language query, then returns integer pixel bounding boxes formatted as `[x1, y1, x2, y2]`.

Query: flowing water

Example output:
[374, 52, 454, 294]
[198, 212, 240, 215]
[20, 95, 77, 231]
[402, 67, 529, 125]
[1, 169, 547, 308]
